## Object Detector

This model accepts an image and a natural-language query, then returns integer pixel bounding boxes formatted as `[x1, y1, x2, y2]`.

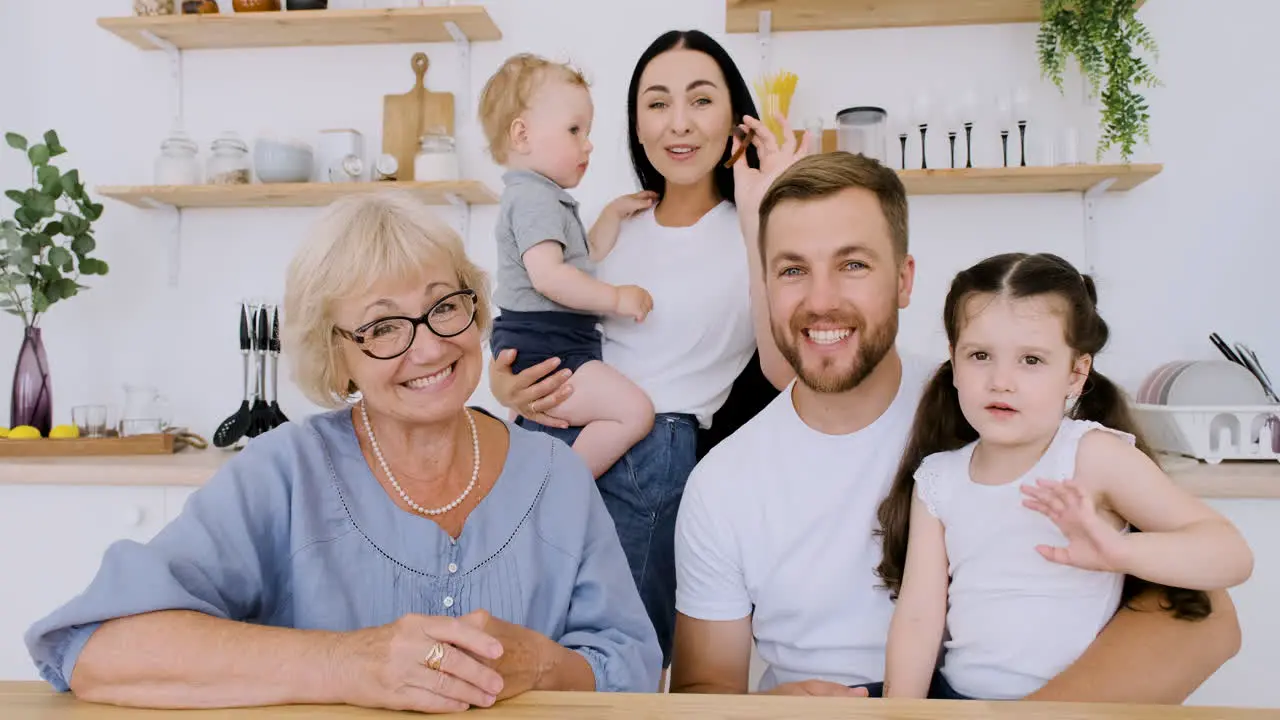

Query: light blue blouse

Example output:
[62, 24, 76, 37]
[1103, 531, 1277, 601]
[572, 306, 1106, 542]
[25, 408, 661, 694]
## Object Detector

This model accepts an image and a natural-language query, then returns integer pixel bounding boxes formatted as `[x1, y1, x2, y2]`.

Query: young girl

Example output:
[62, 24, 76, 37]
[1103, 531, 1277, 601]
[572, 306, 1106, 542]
[876, 252, 1254, 700]
[478, 53, 656, 478]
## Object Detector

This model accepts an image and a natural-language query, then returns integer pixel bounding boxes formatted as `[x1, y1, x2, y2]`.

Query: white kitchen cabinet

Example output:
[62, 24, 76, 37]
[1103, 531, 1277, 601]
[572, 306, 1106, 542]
[164, 487, 199, 522]
[0, 485, 168, 681]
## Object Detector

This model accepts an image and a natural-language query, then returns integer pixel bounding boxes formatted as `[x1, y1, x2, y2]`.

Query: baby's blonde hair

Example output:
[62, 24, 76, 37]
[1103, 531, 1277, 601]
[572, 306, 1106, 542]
[478, 53, 589, 165]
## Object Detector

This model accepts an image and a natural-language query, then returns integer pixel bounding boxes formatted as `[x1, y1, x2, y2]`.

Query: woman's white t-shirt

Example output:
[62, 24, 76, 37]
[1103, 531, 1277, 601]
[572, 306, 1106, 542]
[595, 201, 756, 428]
[915, 417, 1132, 699]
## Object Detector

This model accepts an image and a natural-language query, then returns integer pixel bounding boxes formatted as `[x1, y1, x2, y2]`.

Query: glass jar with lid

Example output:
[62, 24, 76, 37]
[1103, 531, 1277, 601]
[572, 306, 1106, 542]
[154, 130, 201, 185]
[206, 131, 251, 185]
[413, 128, 459, 182]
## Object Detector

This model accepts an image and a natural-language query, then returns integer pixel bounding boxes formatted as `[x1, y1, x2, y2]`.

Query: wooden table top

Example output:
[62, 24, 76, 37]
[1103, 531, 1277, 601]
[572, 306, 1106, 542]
[1, 682, 1274, 718]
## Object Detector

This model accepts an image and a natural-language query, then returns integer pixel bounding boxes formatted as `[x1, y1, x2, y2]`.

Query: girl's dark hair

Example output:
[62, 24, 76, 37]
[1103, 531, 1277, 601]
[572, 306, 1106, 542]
[626, 30, 759, 203]
[874, 252, 1211, 621]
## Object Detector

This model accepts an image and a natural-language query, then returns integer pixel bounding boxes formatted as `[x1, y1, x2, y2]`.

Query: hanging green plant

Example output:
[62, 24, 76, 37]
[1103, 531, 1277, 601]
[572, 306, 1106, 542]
[1037, 0, 1160, 162]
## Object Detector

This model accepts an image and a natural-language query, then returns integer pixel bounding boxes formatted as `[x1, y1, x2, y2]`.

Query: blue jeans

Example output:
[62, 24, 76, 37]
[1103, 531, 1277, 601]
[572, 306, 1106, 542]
[517, 413, 698, 667]
[851, 671, 972, 699]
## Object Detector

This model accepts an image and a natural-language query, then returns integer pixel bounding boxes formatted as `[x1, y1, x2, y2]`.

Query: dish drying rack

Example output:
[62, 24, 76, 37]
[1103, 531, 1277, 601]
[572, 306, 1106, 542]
[1132, 404, 1280, 464]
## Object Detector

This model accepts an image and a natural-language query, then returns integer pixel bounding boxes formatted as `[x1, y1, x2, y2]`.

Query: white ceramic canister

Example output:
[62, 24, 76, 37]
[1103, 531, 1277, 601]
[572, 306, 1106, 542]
[317, 128, 364, 182]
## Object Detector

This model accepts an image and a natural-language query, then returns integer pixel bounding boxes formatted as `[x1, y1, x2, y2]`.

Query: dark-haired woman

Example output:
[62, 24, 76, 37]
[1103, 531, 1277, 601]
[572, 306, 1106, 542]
[488, 29, 806, 672]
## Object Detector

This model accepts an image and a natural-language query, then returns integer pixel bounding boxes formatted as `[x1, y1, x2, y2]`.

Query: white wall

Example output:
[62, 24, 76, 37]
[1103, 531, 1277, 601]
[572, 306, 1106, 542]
[0, 0, 1275, 433]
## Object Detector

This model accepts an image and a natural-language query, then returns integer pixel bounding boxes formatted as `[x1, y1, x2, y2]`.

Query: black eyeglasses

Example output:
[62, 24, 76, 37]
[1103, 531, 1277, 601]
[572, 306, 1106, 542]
[335, 289, 477, 360]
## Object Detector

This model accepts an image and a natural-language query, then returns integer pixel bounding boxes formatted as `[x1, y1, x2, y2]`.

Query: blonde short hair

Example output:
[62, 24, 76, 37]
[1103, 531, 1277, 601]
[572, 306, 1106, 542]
[478, 53, 589, 165]
[283, 192, 492, 408]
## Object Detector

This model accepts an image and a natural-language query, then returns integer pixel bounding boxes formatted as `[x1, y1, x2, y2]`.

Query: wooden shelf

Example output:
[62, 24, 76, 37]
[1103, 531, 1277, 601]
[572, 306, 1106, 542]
[727, 0, 1145, 33]
[899, 164, 1162, 195]
[0, 448, 228, 487]
[96, 180, 499, 209]
[1162, 456, 1280, 500]
[98, 6, 501, 51]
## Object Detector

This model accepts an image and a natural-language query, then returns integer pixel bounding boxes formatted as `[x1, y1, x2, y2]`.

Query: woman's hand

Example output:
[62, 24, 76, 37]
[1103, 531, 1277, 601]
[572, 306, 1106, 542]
[487, 348, 574, 429]
[457, 610, 594, 696]
[730, 113, 812, 224]
[333, 613, 506, 713]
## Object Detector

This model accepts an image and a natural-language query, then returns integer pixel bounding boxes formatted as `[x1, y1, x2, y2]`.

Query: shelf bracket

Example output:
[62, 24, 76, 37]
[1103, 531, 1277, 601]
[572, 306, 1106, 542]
[757, 10, 772, 76]
[444, 193, 469, 244]
[140, 198, 182, 287]
[139, 30, 184, 131]
[443, 19, 471, 131]
[1081, 178, 1115, 276]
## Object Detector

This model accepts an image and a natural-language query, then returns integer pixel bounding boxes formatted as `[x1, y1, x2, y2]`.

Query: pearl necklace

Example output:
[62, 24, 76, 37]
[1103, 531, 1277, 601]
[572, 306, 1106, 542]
[360, 400, 479, 517]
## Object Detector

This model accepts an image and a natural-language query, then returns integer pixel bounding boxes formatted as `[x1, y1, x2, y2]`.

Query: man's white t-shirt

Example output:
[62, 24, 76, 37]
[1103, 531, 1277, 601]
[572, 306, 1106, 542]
[596, 201, 756, 428]
[674, 354, 936, 690]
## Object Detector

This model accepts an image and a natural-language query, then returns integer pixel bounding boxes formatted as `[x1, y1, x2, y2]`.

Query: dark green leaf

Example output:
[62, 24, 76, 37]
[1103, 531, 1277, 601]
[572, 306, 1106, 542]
[61, 214, 84, 236]
[7, 272, 26, 286]
[4, 190, 25, 205]
[27, 144, 50, 166]
[18, 256, 34, 274]
[4, 132, 27, 150]
[14, 207, 35, 229]
[37, 166, 62, 196]
[60, 170, 80, 195]
[44, 282, 61, 302]
[43, 130, 65, 156]
[31, 233, 52, 248]
[3, 308, 25, 318]
[48, 246, 70, 268]
[20, 234, 40, 253]
[81, 258, 109, 275]
[43, 221, 63, 236]
[31, 290, 48, 314]
[86, 202, 103, 221]
[54, 278, 77, 299]
[71, 234, 95, 256]
[0, 298, 14, 309]
[28, 193, 56, 218]
[38, 264, 60, 283]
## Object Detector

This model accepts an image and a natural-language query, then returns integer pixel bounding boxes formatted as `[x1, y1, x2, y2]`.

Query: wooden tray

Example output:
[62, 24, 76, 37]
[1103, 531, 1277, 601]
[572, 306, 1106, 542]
[0, 433, 180, 457]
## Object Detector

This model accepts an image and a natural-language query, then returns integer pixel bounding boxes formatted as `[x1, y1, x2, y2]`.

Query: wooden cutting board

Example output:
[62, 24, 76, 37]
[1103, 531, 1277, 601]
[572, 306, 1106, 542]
[382, 52, 455, 182]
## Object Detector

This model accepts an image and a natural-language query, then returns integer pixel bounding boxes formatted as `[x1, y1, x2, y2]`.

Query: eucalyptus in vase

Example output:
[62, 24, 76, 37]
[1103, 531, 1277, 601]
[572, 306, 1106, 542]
[1, 130, 109, 436]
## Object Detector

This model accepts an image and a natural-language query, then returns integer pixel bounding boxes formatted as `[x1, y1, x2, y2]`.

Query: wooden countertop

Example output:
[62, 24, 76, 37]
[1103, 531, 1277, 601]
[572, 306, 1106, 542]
[0, 448, 1278, 499]
[0, 682, 1274, 719]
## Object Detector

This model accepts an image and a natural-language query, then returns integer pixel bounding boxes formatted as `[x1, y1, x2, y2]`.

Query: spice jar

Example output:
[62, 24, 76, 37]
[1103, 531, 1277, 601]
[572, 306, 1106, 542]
[154, 130, 201, 186]
[134, 0, 175, 15]
[206, 132, 252, 185]
[414, 129, 459, 182]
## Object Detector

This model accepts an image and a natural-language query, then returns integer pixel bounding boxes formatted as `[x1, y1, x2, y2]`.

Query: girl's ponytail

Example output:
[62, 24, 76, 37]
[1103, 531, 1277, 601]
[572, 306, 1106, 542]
[1074, 367, 1213, 620]
[874, 360, 977, 598]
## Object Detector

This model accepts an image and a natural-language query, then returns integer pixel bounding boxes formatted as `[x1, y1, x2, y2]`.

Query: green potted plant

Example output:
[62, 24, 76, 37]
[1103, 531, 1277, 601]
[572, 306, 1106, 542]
[1, 130, 109, 436]
[1037, 0, 1160, 162]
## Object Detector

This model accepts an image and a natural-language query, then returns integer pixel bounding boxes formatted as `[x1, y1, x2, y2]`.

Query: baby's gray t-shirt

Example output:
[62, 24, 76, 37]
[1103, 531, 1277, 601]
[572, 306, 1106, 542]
[494, 169, 595, 314]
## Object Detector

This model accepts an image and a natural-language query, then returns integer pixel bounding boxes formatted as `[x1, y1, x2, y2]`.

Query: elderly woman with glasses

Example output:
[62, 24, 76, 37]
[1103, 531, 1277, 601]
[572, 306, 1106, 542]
[24, 193, 662, 713]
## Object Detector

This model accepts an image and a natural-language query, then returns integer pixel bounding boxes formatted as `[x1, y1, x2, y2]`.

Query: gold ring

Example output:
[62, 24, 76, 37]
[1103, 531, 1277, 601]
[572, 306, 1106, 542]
[424, 642, 446, 672]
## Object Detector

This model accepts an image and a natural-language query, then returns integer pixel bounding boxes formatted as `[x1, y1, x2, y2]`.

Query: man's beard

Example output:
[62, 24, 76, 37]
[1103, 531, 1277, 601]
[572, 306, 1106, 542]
[772, 306, 898, 394]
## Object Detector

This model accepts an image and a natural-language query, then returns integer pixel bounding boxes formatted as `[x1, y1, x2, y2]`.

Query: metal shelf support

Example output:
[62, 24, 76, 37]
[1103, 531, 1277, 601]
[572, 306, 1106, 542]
[444, 193, 469, 242]
[758, 10, 772, 76]
[1081, 178, 1115, 275]
[139, 198, 182, 287]
[139, 30, 183, 130]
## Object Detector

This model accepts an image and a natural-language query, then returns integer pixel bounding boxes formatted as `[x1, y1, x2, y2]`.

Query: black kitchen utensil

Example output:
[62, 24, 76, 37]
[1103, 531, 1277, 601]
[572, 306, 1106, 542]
[1209, 332, 1244, 366]
[269, 306, 288, 426]
[248, 305, 276, 437]
[213, 304, 254, 448]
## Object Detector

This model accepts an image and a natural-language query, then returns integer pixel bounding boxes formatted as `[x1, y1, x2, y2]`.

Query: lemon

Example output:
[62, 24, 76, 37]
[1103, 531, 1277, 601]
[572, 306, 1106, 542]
[49, 424, 80, 439]
[0, 427, 8, 438]
[8, 425, 42, 439]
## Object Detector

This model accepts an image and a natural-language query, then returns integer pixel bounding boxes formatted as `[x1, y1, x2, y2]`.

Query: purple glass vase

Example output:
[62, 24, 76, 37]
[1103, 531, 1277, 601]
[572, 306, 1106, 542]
[11, 326, 52, 435]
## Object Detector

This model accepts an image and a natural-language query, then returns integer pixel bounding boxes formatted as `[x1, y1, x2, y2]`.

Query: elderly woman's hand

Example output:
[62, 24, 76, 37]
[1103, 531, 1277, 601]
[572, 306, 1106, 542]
[333, 613, 507, 713]
[457, 610, 593, 697]
[488, 348, 575, 429]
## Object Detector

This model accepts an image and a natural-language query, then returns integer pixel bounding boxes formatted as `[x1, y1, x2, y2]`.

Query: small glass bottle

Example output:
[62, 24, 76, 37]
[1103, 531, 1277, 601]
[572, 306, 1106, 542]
[154, 130, 201, 185]
[413, 129, 459, 182]
[206, 131, 252, 185]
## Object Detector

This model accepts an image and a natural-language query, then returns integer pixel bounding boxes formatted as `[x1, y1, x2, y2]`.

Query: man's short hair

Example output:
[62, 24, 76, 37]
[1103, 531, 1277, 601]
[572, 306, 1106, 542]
[758, 152, 909, 261]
